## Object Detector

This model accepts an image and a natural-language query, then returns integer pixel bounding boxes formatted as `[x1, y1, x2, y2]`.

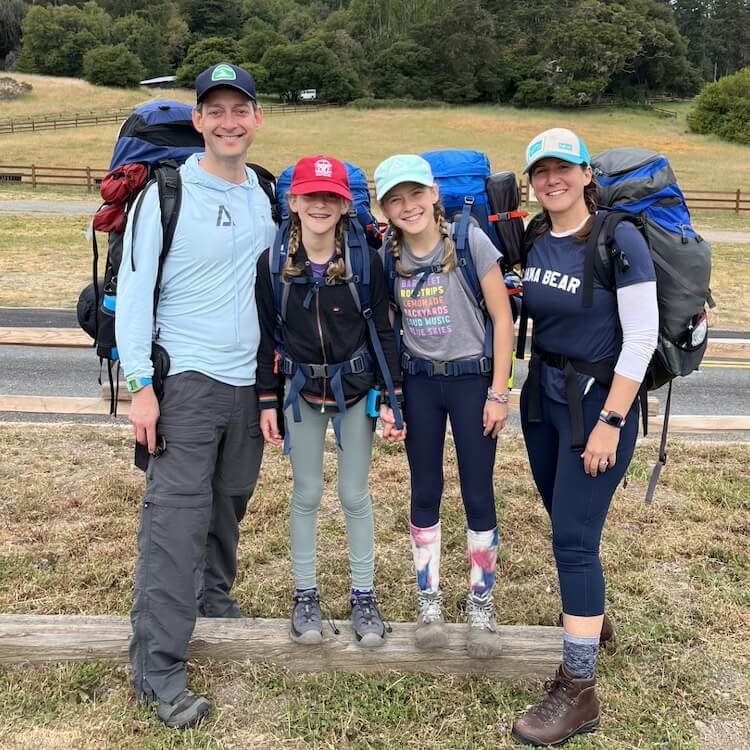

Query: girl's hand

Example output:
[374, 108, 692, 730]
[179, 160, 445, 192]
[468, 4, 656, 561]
[380, 404, 406, 443]
[581, 421, 619, 477]
[483, 400, 508, 438]
[260, 408, 283, 447]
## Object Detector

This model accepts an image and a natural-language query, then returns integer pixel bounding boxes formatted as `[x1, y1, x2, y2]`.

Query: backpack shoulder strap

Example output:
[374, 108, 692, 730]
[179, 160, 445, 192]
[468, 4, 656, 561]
[152, 164, 182, 312]
[269, 217, 292, 344]
[248, 162, 280, 224]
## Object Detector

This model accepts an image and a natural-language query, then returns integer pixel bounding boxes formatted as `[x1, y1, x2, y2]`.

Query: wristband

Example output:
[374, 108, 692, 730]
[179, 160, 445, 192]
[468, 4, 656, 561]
[126, 376, 153, 394]
[486, 388, 510, 404]
[599, 409, 625, 428]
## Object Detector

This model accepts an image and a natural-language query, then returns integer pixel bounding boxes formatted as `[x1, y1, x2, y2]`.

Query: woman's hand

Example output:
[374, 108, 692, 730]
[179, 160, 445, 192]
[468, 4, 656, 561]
[380, 404, 406, 443]
[483, 400, 508, 438]
[260, 408, 283, 447]
[581, 421, 619, 477]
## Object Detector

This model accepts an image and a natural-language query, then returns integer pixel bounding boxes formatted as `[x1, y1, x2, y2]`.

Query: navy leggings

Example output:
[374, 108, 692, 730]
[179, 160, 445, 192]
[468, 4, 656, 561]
[520, 381, 639, 617]
[404, 373, 497, 531]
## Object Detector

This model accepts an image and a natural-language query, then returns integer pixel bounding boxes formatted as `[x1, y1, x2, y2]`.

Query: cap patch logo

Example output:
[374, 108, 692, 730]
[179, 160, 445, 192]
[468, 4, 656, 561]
[212, 64, 237, 82]
[558, 141, 574, 152]
[314, 159, 333, 178]
[528, 140, 543, 158]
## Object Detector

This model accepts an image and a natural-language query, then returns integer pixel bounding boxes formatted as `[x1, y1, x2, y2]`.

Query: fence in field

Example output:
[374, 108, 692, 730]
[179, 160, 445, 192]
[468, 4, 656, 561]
[0, 103, 330, 136]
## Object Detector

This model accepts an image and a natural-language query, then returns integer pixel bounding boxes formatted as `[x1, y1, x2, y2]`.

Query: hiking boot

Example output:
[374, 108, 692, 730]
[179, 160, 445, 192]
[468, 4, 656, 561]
[290, 590, 323, 645]
[415, 590, 448, 650]
[350, 592, 387, 648]
[466, 592, 502, 658]
[557, 613, 616, 650]
[156, 689, 211, 729]
[511, 664, 600, 746]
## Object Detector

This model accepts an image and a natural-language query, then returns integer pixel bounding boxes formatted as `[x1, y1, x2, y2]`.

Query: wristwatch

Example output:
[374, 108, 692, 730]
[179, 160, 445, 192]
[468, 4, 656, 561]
[599, 409, 625, 428]
[126, 376, 153, 394]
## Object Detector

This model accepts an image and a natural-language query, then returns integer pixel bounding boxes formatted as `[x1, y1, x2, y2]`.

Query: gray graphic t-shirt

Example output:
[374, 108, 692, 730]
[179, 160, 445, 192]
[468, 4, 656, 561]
[386, 224, 501, 362]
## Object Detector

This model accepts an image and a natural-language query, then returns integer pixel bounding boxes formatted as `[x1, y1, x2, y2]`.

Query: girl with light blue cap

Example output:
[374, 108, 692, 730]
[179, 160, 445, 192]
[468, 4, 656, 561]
[511, 128, 658, 746]
[374, 153, 515, 657]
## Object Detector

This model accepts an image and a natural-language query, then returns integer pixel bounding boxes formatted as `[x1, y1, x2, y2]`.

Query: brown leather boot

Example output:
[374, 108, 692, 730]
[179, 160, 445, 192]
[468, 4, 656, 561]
[557, 613, 615, 650]
[511, 664, 600, 746]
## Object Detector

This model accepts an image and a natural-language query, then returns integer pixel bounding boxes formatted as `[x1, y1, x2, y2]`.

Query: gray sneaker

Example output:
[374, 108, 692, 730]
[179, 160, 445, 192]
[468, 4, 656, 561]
[466, 592, 502, 657]
[415, 590, 449, 650]
[290, 590, 323, 645]
[350, 593, 387, 648]
[156, 689, 210, 729]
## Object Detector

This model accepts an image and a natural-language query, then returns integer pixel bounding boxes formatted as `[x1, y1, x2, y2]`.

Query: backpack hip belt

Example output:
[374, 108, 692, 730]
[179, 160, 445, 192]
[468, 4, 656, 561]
[526, 345, 616, 452]
[401, 350, 492, 377]
[281, 345, 374, 454]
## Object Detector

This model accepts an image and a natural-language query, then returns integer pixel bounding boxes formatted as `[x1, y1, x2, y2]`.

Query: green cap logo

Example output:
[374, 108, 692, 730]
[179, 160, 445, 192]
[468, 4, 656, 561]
[211, 64, 237, 82]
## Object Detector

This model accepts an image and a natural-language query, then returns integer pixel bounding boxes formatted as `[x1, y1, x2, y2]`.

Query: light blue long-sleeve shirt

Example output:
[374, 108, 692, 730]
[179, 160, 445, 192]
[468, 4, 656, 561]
[116, 153, 276, 386]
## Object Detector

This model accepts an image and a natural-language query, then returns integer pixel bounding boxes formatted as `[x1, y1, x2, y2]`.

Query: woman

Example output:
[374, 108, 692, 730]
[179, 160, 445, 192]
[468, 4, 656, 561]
[512, 128, 658, 746]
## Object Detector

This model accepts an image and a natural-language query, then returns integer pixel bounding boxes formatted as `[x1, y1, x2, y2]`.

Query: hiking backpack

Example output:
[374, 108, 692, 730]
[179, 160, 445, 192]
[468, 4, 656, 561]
[516, 148, 714, 503]
[77, 99, 278, 413]
[270, 161, 403, 447]
[382, 149, 526, 377]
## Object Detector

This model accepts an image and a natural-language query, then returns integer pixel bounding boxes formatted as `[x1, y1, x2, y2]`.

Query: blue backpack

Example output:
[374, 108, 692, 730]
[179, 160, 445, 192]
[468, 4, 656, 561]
[270, 161, 402, 450]
[382, 149, 525, 378]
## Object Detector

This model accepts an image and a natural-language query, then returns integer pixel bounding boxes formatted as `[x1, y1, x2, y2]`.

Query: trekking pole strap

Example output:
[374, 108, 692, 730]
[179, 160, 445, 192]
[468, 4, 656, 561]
[645, 380, 672, 505]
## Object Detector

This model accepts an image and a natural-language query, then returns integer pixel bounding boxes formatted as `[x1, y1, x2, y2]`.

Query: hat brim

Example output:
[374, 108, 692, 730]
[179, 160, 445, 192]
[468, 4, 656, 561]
[197, 82, 257, 103]
[376, 174, 434, 202]
[289, 180, 353, 201]
[524, 152, 588, 174]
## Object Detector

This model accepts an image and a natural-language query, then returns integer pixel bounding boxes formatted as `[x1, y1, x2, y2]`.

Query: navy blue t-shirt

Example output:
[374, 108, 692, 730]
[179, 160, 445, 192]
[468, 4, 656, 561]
[522, 219, 656, 403]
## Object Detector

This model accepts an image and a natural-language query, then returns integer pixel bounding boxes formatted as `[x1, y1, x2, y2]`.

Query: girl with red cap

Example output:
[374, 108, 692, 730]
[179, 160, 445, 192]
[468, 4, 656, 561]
[255, 156, 405, 648]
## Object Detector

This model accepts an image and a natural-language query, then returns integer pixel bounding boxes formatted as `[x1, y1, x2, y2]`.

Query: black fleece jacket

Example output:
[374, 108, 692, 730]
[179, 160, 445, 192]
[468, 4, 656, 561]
[255, 242, 402, 411]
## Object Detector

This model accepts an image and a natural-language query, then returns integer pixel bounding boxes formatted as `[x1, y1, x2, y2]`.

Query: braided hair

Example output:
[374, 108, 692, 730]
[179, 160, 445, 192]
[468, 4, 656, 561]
[281, 208, 349, 283]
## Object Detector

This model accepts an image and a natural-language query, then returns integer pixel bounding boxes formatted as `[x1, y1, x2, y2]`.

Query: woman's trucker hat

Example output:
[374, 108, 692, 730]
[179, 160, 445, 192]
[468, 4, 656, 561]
[523, 128, 591, 174]
[289, 156, 352, 201]
[374, 154, 434, 201]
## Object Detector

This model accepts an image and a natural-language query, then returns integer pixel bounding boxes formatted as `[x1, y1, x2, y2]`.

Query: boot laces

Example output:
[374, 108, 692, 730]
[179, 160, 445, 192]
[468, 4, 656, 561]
[535, 674, 576, 723]
[352, 594, 392, 633]
[417, 590, 444, 623]
[294, 591, 339, 634]
[467, 593, 496, 631]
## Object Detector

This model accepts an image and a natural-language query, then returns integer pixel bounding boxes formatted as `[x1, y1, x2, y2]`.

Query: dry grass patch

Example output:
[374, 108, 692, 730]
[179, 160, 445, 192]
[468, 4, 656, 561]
[0, 424, 748, 747]
[708, 242, 750, 330]
[0, 215, 90, 308]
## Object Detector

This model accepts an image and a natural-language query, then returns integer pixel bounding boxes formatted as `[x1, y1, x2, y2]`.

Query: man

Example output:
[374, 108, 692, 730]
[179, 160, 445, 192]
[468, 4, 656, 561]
[116, 62, 276, 728]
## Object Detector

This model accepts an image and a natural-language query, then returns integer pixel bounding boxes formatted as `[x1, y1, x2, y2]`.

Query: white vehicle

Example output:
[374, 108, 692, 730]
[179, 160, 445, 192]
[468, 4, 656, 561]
[299, 89, 317, 102]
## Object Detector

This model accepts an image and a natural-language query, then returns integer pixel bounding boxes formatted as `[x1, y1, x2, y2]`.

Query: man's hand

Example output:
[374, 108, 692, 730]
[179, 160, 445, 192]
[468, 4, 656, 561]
[260, 408, 283, 447]
[129, 385, 160, 453]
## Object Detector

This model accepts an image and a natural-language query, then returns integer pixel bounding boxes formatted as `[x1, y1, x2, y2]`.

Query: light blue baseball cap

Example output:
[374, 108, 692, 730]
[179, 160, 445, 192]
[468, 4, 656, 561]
[523, 128, 591, 174]
[374, 154, 434, 201]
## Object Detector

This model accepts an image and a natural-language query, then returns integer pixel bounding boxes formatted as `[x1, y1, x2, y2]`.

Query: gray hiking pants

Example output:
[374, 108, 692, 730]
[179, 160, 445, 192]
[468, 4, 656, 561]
[129, 371, 263, 703]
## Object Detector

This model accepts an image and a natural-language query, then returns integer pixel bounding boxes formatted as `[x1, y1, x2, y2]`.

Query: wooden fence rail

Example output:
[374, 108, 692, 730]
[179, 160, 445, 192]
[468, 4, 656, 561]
[0, 103, 330, 136]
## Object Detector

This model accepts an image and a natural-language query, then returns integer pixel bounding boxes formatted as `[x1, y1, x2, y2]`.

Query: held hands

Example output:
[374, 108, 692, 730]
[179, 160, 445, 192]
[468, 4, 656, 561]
[581, 421, 619, 477]
[260, 408, 283, 447]
[483, 399, 508, 438]
[380, 404, 407, 443]
[129, 386, 160, 453]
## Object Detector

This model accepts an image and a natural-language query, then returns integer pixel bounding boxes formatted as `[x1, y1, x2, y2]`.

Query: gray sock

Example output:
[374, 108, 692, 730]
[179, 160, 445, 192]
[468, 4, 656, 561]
[562, 632, 599, 678]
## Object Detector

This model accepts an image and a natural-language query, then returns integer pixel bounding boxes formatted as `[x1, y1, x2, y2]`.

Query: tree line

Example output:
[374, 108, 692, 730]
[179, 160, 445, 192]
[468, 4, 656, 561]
[1, 0, 749, 107]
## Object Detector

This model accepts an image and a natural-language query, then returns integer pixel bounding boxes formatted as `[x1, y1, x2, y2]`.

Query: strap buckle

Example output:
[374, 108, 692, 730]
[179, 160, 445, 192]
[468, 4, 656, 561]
[307, 363, 329, 379]
[430, 360, 450, 376]
[478, 356, 492, 374]
[349, 355, 367, 374]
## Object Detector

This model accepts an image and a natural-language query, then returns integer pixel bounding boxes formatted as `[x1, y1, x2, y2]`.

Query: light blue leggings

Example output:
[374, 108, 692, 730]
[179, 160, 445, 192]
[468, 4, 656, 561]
[286, 395, 375, 591]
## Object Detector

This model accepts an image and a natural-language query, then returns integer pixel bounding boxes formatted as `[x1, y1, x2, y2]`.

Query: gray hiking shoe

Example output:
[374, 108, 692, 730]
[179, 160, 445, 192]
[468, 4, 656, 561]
[290, 590, 323, 644]
[466, 592, 502, 657]
[415, 590, 449, 650]
[350, 593, 388, 648]
[156, 689, 210, 729]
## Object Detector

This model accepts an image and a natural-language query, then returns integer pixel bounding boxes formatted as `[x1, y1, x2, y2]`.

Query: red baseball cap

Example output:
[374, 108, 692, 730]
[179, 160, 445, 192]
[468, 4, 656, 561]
[290, 156, 352, 200]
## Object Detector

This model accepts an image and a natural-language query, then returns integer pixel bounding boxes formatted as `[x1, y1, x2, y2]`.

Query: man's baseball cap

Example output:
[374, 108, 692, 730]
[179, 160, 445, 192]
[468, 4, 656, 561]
[195, 63, 257, 103]
[523, 128, 591, 174]
[374, 154, 434, 201]
[290, 156, 352, 201]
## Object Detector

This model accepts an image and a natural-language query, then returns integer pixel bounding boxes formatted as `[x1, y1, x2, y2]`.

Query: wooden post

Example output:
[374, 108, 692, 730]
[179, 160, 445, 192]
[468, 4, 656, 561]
[31, 164, 36, 189]
[86, 166, 92, 192]
[737, 189, 741, 214]
[0, 614, 562, 679]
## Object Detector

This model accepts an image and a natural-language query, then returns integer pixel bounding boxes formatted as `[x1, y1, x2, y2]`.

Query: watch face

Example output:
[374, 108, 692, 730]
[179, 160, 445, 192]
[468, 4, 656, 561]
[127, 378, 140, 393]
[605, 411, 623, 426]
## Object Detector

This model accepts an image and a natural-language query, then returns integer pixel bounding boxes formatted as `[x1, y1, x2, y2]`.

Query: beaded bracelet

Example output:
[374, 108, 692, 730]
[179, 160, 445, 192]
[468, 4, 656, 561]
[486, 388, 510, 404]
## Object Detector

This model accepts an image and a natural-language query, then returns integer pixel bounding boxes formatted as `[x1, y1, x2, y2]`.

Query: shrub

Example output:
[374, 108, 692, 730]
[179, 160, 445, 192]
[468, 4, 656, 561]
[82, 44, 144, 88]
[175, 37, 244, 88]
[688, 68, 750, 145]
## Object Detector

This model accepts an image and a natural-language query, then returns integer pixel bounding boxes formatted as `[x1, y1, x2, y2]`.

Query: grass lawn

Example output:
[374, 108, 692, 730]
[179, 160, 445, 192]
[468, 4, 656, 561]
[0, 424, 748, 748]
[0, 214, 746, 332]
